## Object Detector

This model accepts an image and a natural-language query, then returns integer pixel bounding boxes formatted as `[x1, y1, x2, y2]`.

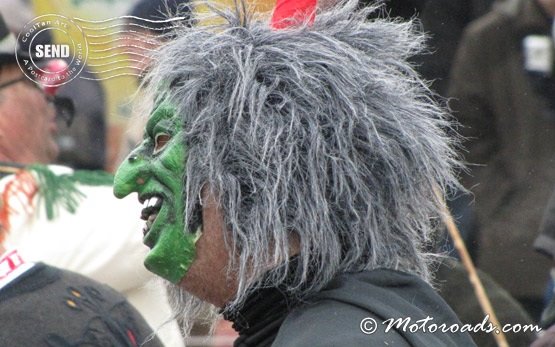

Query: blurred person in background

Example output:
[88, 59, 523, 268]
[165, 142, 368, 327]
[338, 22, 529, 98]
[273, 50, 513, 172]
[0, 15, 162, 347]
[0, 0, 107, 171]
[416, 0, 495, 264]
[0, 13, 185, 347]
[357, 0, 496, 264]
[120, 0, 192, 73]
[448, 0, 555, 320]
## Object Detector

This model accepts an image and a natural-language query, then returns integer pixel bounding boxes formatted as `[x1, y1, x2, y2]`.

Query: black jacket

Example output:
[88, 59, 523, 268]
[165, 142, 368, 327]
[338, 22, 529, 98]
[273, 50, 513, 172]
[229, 268, 477, 346]
[0, 263, 162, 347]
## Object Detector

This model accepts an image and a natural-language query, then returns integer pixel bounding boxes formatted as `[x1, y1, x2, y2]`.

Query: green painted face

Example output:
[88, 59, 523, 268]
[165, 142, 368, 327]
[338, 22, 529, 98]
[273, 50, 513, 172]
[113, 101, 200, 283]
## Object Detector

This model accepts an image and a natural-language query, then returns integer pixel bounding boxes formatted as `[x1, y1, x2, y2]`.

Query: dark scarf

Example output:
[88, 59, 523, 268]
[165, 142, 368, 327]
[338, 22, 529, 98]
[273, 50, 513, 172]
[222, 259, 305, 347]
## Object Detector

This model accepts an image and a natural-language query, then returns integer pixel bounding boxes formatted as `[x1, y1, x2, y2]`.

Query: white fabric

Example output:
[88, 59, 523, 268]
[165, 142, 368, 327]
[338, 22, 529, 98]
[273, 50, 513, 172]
[2, 165, 184, 347]
[0, 249, 35, 291]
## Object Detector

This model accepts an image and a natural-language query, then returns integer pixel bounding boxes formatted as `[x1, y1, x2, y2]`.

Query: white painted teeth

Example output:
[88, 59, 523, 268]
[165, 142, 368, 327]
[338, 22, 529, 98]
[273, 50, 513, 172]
[142, 196, 161, 208]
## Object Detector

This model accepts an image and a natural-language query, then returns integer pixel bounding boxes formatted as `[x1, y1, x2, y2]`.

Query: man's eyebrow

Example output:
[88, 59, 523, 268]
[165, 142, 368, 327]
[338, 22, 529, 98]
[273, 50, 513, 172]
[146, 106, 166, 136]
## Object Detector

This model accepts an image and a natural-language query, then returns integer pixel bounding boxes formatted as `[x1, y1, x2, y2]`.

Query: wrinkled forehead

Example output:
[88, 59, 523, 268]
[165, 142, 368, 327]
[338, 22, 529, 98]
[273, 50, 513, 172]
[143, 93, 183, 135]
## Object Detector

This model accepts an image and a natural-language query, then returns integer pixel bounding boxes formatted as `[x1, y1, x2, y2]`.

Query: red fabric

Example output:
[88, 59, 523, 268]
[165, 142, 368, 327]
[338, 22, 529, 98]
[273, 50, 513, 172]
[126, 330, 137, 347]
[271, 0, 317, 29]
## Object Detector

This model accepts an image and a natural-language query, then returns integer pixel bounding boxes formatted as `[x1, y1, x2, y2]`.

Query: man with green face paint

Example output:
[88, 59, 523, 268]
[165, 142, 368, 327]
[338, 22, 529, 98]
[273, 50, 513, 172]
[113, 1, 477, 346]
[114, 101, 199, 284]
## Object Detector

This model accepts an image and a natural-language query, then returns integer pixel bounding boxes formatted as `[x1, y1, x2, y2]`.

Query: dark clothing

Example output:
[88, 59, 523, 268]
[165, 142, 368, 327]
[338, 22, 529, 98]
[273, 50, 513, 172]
[535, 188, 555, 329]
[0, 262, 162, 347]
[535, 188, 555, 259]
[436, 258, 536, 347]
[227, 269, 476, 346]
[359, 0, 427, 20]
[448, 0, 555, 301]
[417, 0, 495, 95]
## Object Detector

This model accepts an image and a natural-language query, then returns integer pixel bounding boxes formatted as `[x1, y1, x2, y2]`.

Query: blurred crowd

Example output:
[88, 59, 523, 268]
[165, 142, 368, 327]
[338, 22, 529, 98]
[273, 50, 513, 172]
[0, 0, 555, 346]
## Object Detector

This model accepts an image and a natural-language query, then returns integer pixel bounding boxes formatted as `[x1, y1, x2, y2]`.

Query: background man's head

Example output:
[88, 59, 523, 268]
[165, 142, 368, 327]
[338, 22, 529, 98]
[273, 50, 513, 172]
[0, 16, 58, 164]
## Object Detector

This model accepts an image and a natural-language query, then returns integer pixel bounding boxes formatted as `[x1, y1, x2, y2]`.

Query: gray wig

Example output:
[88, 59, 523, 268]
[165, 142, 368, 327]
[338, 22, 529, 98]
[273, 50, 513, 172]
[146, 0, 461, 316]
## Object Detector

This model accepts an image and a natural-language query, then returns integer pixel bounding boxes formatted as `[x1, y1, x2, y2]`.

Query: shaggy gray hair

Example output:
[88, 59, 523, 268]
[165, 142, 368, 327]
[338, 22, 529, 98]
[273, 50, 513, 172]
[145, 0, 461, 329]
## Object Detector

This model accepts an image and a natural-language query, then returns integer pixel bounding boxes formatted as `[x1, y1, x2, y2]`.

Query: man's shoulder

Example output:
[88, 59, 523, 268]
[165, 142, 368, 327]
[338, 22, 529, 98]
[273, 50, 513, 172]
[0, 263, 124, 304]
[455, 9, 512, 63]
[272, 269, 476, 347]
[273, 297, 411, 347]
[52, 264, 125, 297]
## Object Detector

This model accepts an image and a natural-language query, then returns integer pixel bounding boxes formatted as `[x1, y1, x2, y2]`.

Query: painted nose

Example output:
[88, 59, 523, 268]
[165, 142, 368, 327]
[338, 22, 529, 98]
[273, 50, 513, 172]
[113, 152, 147, 199]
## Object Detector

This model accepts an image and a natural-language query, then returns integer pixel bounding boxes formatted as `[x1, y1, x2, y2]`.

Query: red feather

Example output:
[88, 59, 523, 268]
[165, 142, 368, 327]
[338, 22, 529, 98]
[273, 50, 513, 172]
[271, 0, 317, 29]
